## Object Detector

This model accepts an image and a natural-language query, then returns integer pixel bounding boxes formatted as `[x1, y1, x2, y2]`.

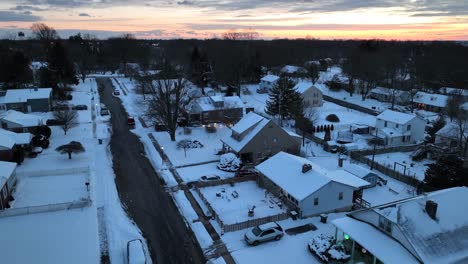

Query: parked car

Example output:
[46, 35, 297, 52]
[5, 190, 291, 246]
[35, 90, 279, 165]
[128, 116, 135, 127]
[100, 109, 110, 116]
[46, 119, 66, 126]
[200, 175, 221, 182]
[72, 104, 88, 110]
[244, 222, 284, 246]
[235, 169, 258, 177]
[256, 87, 268, 94]
[113, 89, 121, 96]
[127, 239, 147, 264]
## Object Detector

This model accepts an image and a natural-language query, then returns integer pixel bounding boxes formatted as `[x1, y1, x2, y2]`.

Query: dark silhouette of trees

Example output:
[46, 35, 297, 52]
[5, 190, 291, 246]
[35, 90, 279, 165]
[0, 48, 32, 88]
[265, 77, 303, 125]
[424, 156, 468, 191]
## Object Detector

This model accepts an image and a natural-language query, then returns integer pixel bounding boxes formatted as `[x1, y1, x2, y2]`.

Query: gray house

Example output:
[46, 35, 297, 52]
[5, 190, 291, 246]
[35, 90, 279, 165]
[3, 88, 52, 113]
[369, 87, 410, 105]
[256, 152, 369, 218]
[220, 112, 300, 164]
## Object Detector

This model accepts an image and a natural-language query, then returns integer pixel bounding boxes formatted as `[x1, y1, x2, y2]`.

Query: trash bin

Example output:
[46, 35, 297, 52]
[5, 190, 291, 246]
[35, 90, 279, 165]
[290, 210, 298, 220]
[98, 139, 102, 144]
[320, 213, 328, 223]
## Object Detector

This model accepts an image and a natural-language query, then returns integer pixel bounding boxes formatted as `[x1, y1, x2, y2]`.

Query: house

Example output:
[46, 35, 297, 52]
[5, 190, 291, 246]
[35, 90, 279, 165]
[332, 187, 468, 264]
[185, 95, 244, 125]
[369, 87, 410, 105]
[375, 109, 426, 146]
[259, 75, 280, 91]
[0, 110, 43, 133]
[0, 129, 32, 148]
[462, 102, 468, 112]
[0, 134, 15, 161]
[3, 88, 52, 113]
[414, 91, 448, 112]
[256, 152, 369, 218]
[220, 112, 300, 164]
[294, 82, 323, 107]
[435, 122, 468, 149]
[0, 161, 17, 209]
[280, 65, 307, 76]
[439, 87, 468, 101]
[343, 163, 379, 188]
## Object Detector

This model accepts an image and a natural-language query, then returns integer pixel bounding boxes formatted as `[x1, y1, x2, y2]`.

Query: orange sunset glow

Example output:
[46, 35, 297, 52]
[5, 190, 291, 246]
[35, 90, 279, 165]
[1, 1, 467, 40]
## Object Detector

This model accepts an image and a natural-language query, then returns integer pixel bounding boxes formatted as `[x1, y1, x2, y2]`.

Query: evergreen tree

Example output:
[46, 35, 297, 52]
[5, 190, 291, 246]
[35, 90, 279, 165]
[424, 156, 468, 191]
[0, 49, 32, 88]
[45, 41, 78, 92]
[265, 77, 303, 124]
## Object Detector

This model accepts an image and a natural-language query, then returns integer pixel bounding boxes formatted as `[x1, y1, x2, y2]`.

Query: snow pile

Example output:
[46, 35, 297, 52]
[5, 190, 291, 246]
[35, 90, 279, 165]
[308, 233, 350, 262]
[217, 153, 241, 172]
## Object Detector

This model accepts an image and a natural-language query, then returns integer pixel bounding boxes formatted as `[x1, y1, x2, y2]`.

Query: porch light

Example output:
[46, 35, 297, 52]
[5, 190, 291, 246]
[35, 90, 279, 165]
[344, 234, 350, 240]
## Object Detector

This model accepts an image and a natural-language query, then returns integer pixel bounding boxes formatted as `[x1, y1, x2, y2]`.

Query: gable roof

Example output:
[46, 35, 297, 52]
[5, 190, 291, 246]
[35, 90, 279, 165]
[0, 161, 16, 188]
[220, 112, 270, 152]
[376, 109, 416, 125]
[260, 75, 280, 83]
[191, 95, 243, 112]
[0, 110, 43, 127]
[3, 88, 51, 104]
[293, 81, 315, 94]
[0, 134, 15, 149]
[280, 65, 306, 74]
[435, 122, 468, 140]
[344, 163, 376, 179]
[255, 152, 369, 201]
[371, 86, 407, 96]
[414, 91, 448, 108]
[0, 129, 32, 145]
[350, 187, 468, 264]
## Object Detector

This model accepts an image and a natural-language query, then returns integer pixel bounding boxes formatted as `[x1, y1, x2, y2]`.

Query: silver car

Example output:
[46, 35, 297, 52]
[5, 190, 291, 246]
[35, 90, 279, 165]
[244, 222, 284, 246]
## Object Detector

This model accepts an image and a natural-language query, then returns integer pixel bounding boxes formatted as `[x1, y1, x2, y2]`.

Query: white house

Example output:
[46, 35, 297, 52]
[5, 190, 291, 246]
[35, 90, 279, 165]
[3, 88, 52, 113]
[256, 152, 369, 218]
[0, 110, 43, 133]
[0, 161, 17, 209]
[375, 109, 426, 146]
[414, 91, 448, 112]
[294, 82, 323, 107]
[259, 75, 280, 91]
[333, 187, 468, 264]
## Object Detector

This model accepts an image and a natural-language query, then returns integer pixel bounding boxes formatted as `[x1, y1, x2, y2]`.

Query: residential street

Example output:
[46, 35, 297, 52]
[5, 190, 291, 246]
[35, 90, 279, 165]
[97, 78, 205, 264]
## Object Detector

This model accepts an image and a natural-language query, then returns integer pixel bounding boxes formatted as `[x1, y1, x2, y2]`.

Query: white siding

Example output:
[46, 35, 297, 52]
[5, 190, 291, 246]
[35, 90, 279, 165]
[299, 181, 355, 218]
[409, 117, 426, 144]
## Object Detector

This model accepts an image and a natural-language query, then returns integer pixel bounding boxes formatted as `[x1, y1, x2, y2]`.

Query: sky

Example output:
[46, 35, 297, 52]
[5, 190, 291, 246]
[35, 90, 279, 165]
[0, 0, 467, 40]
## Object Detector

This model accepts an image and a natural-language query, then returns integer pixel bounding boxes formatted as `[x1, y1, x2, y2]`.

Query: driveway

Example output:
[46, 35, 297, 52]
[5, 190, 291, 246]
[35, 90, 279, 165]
[96, 78, 205, 264]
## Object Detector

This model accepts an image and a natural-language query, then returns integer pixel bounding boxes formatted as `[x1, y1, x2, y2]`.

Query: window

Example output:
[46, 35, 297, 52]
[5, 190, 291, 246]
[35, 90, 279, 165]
[384, 121, 388, 127]
[338, 192, 343, 200]
[407, 125, 411, 131]
[261, 229, 275, 237]
[378, 216, 392, 233]
[263, 138, 268, 145]
[273, 137, 278, 143]
[402, 136, 406, 142]
[314, 197, 319, 206]
[395, 124, 399, 128]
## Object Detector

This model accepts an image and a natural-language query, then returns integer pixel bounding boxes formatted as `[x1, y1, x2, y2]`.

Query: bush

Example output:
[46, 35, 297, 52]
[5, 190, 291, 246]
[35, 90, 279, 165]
[67, 94, 73, 100]
[217, 153, 241, 172]
[35, 125, 52, 138]
[326, 114, 340, 122]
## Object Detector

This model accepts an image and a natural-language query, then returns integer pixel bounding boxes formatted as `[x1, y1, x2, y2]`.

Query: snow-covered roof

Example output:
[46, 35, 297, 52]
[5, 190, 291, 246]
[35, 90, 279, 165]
[439, 87, 468, 97]
[370, 86, 407, 96]
[30, 61, 47, 71]
[255, 152, 369, 201]
[376, 109, 416, 125]
[344, 163, 376, 179]
[0, 129, 32, 145]
[280, 65, 305, 74]
[0, 134, 15, 149]
[0, 161, 16, 188]
[293, 82, 314, 94]
[414, 91, 448, 108]
[352, 187, 468, 264]
[0, 110, 43, 127]
[332, 217, 420, 264]
[192, 96, 243, 112]
[223, 96, 244, 109]
[3, 88, 52, 104]
[435, 122, 468, 140]
[221, 112, 270, 152]
[260, 74, 280, 83]
[462, 102, 468, 111]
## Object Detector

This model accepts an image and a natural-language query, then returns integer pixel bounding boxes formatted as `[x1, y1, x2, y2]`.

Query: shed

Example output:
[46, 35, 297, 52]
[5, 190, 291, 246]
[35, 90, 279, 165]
[343, 164, 378, 188]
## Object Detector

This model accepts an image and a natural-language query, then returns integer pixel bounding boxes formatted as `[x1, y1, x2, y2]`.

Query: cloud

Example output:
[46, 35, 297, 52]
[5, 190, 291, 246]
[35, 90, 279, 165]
[177, 0, 194, 5]
[0, 11, 41, 22]
[79, 13, 91, 17]
[10, 5, 47, 11]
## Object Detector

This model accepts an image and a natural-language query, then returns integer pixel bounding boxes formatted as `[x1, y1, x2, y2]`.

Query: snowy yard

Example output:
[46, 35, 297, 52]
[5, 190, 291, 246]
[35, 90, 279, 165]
[367, 152, 433, 181]
[11, 173, 89, 208]
[152, 126, 231, 167]
[199, 181, 287, 225]
[176, 162, 235, 183]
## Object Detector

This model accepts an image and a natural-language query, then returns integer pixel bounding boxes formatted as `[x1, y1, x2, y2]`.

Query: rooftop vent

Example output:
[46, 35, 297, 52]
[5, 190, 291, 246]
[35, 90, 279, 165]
[302, 164, 312, 173]
[425, 200, 438, 220]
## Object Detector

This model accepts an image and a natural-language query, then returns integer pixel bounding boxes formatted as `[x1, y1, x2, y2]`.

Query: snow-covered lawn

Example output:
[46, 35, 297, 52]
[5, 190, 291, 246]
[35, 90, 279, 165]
[0, 207, 100, 264]
[152, 126, 231, 167]
[176, 162, 235, 183]
[11, 173, 89, 208]
[199, 181, 287, 225]
[315, 101, 376, 129]
[367, 152, 433, 181]
[221, 213, 345, 264]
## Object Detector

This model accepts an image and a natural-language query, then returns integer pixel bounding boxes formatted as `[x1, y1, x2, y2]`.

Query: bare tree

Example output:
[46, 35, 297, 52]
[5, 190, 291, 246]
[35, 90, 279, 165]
[53, 109, 78, 135]
[56, 141, 85, 159]
[146, 66, 193, 141]
[455, 108, 468, 152]
[177, 139, 192, 158]
[446, 95, 463, 122]
[31, 23, 58, 42]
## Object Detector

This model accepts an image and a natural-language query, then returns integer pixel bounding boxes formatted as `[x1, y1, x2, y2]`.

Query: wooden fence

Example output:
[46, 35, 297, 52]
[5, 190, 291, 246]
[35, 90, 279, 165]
[0, 198, 92, 218]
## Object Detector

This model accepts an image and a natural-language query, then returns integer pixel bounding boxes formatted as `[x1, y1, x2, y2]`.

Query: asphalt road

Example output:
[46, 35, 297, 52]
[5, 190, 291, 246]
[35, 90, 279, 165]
[96, 78, 206, 264]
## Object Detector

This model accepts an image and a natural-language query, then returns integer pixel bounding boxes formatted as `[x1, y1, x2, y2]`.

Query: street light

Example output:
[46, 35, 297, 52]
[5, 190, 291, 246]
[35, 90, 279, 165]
[160, 147, 164, 166]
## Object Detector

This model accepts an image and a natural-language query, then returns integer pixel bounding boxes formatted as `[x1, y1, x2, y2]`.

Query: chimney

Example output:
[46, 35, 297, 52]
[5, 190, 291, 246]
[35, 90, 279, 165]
[302, 164, 312, 173]
[425, 200, 438, 220]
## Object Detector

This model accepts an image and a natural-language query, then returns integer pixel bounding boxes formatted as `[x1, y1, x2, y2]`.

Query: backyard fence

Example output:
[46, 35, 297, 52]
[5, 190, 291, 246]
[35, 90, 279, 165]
[194, 183, 289, 233]
[0, 199, 92, 219]
[193, 175, 257, 188]
[295, 128, 325, 146]
[349, 151, 421, 187]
